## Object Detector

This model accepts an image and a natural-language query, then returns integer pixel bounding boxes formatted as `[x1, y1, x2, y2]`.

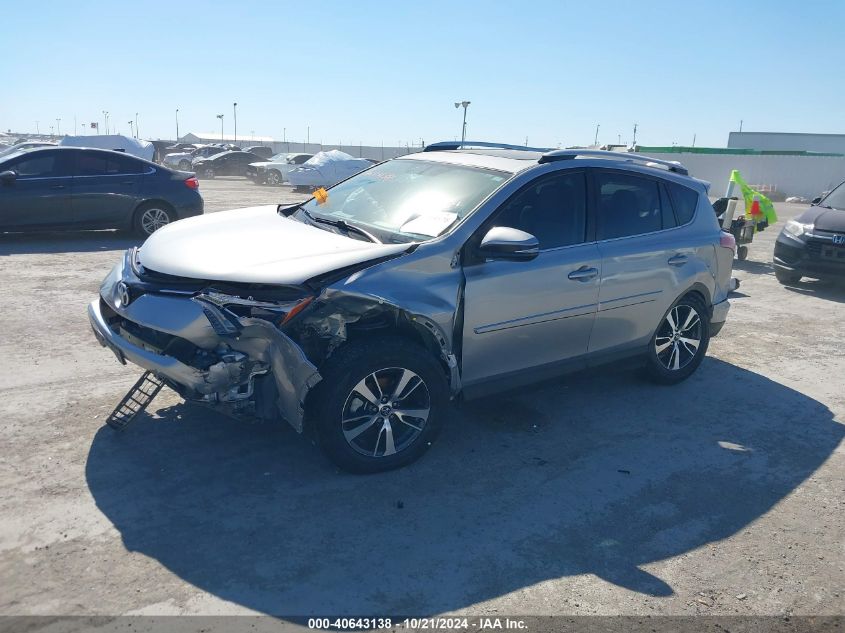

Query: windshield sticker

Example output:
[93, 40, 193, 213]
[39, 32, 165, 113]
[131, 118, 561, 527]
[313, 187, 329, 204]
[399, 211, 458, 237]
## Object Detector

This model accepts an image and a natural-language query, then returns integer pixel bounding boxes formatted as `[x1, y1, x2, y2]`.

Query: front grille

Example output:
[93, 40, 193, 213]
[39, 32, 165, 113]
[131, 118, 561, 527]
[806, 238, 845, 263]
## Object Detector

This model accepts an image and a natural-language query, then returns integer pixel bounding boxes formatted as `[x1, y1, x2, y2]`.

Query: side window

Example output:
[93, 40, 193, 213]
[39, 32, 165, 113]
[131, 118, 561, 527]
[293, 154, 310, 164]
[596, 172, 662, 240]
[11, 154, 58, 177]
[110, 155, 144, 174]
[492, 171, 587, 249]
[667, 182, 699, 225]
[75, 153, 110, 176]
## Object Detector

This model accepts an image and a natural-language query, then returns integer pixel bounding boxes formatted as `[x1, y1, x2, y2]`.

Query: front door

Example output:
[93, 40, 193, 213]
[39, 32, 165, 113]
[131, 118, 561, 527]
[461, 170, 600, 386]
[0, 150, 73, 229]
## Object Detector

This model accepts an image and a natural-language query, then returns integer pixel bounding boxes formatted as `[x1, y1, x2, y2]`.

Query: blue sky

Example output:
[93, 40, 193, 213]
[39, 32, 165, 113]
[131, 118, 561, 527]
[2, 1, 843, 147]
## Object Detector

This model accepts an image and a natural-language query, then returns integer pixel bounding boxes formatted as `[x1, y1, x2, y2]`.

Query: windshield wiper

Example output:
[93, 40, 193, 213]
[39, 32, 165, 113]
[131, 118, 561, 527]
[302, 209, 382, 243]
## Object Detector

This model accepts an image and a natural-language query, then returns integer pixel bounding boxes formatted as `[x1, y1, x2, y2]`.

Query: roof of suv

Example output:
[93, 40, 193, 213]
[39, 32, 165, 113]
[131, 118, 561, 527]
[399, 142, 708, 190]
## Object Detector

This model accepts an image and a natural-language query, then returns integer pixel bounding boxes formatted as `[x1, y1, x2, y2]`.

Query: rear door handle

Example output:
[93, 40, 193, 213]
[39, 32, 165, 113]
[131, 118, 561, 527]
[668, 254, 688, 267]
[568, 266, 599, 281]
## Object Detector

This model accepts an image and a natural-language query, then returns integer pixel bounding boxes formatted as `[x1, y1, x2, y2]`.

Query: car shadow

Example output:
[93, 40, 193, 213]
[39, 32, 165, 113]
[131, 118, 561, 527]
[782, 278, 845, 304]
[85, 358, 843, 617]
[731, 258, 774, 276]
[0, 230, 140, 256]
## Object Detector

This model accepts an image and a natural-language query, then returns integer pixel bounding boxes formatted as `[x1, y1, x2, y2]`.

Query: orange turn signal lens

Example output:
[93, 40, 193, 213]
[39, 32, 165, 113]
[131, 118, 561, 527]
[280, 296, 314, 325]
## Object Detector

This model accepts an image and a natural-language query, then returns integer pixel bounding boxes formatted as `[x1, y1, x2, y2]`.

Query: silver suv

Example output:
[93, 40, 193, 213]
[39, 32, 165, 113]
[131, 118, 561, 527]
[89, 144, 734, 472]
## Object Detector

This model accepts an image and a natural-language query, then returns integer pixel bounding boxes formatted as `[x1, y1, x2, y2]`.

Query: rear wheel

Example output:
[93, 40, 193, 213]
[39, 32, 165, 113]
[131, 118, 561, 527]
[133, 202, 175, 237]
[645, 294, 710, 385]
[265, 170, 282, 186]
[737, 245, 749, 260]
[775, 268, 801, 285]
[201, 167, 215, 179]
[178, 159, 191, 170]
[309, 337, 449, 473]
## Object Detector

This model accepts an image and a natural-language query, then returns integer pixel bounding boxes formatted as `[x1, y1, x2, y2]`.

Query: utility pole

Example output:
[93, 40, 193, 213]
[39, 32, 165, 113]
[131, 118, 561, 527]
[135, 113, 139, 139]
[216, 114, 224, 141]
[632, 123, 638, 148]
[56, 118, 61, 136]
[233, 102, 237, 144]
[307, 126, 310, 145]
[594, 123, 600, 147]
[739, 119, 743, 132]
[692, 133, 696, 148]
[175, 108, 179, 140]
[128, 121, 134, 137]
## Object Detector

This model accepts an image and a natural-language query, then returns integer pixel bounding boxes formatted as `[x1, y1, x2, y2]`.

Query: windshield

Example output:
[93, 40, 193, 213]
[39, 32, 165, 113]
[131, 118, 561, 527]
[821, 181, 845, 210]
[297, 158, 508, 242]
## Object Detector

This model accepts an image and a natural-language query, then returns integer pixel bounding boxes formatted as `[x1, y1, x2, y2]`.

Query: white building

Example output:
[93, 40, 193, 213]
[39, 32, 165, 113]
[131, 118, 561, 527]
[728, 131, 845, 154]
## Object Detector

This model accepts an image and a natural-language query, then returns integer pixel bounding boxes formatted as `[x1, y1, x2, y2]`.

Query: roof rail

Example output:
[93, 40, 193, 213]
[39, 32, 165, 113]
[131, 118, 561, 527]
[424, 140, 552, 153]
[538, 149, 689, 176]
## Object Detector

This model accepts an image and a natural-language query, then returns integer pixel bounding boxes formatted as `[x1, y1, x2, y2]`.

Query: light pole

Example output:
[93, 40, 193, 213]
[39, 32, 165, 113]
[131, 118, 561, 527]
[56, 118, 61, 136]
[175, 108, 179, 140]
[35, 121, 39, 135]
[632, 123, 638, 148]
[216, 114, 224, 142]
[135, 112, 139, 139]
[454, 101, 470, 146]
[307, 126, 310, 145]
[233, 102, 237, 144]
[128, 121, 134, 137]
[594, 123, 600, 147]
[103, 111, 109, 135]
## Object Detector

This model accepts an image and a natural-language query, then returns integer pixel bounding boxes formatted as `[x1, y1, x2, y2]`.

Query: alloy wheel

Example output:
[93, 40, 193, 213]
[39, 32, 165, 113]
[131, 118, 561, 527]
[654, 304, 702, 371]
[266, 171, 281, 185]
[140, 208, 171, 235]
[341, 367, 431, 458]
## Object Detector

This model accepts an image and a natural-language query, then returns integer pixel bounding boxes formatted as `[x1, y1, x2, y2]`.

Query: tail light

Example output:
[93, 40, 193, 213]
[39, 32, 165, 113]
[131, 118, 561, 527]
[184, 176, 199, 190]
[720, 230, 736, 252]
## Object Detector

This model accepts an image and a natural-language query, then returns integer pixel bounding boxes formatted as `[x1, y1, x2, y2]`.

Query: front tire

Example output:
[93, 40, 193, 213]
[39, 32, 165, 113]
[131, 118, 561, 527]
[201, 167, 215, 179]
[308, 337, 449, 473]
[265, 170, 283, 186]
[645, 294, 710, 385]
[133, 203, 175, 237]
[775, 268, 801, 285]
[178, 160, 191, 170]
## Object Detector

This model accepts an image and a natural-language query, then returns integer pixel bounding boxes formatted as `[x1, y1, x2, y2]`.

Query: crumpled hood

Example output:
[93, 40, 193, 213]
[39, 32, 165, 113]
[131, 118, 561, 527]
[138, 205, 410, 284]
[799, 206, 845, 232]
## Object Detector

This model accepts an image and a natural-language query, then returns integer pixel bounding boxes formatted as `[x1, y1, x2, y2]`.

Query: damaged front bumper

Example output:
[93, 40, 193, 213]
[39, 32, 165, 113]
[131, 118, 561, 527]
[88, 251, 322, 432]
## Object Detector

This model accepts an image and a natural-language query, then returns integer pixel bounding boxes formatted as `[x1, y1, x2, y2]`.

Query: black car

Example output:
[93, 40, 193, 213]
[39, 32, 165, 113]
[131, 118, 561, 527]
[773, 180, 845, 284]
[193, 151, 264, 179]
[241, 145, 273, 159]
[0, 147, 203, 237]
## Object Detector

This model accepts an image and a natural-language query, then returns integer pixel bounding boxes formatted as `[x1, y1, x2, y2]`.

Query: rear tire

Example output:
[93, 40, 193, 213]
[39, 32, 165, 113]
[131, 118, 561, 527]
[644, 294, 710, 385]
[775, 268, 801, 285]
[737, 245, 748, 260]
[201, 167, 215, 179]
[133, 202, 175, 237]
[308, 337, 449, 473]
[265, 170, 283, 186]
[178, 160, 191, 170]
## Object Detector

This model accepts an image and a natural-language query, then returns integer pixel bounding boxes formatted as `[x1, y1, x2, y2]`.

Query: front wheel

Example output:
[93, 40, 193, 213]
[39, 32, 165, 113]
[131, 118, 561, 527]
[265, 170, 282, 186]
[644, 294, 710, 385]
[201, 167, 215, 179]
[775, 268, 801, 285]
[178, 160, 191, 170]
[308, 337, 449, 473]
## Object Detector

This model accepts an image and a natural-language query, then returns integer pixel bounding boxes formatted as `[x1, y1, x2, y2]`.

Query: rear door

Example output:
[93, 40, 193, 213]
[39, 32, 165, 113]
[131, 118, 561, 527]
[588, 169, 686, 357]
[461, 169, 601, 386]
[71, 151, 144, 228]
[0, 150, 73, 228]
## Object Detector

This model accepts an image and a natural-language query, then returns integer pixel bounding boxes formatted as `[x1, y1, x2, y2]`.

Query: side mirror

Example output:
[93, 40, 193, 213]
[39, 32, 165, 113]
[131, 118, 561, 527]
[811, 197, 822, 205]
[0, 170, 16, 185]
[478, 226, 540, 261]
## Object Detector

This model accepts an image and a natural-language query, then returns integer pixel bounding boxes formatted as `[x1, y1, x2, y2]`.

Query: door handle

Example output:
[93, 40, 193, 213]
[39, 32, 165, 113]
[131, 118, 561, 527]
[568, 266, 599, 281]
[668, 254, 688, 267]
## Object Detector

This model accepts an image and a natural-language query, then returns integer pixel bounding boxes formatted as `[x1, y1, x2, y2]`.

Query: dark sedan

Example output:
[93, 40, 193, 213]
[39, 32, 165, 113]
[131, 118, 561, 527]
[193, 151, 264, 179]
[0, 147, 203, 237]
[773, 180, 845, 284]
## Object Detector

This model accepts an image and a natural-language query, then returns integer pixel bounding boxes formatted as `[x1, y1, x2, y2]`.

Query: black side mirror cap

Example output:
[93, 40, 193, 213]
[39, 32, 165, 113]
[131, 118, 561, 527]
[478, 226, 540, 261]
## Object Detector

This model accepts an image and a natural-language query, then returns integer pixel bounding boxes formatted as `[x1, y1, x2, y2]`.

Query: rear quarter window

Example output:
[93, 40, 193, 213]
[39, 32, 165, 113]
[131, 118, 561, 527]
[667, 182, 699, 225]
